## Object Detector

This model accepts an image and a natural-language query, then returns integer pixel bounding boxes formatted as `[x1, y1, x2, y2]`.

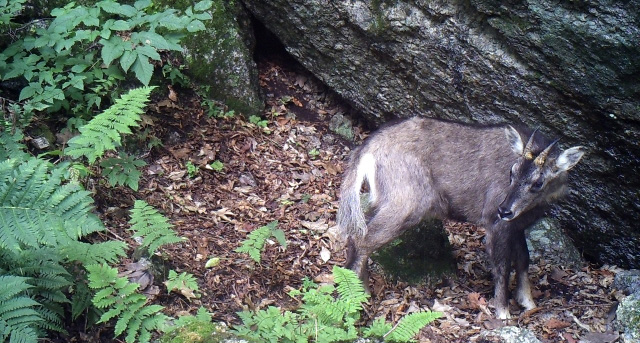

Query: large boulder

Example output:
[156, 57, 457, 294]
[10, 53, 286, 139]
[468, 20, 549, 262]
[241, 0, 640, 268]
[180, 0, 263, 116]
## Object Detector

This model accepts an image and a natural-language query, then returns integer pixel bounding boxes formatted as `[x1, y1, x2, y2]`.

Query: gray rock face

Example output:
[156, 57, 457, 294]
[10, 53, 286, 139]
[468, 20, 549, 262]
[241, 0, 640, 268]
[478, 326, 541, 343]
[614, 270, 640, 296]
[527, 219, 583, 269]
[182, 1, 263, 116]
[616, 292, 640, 342]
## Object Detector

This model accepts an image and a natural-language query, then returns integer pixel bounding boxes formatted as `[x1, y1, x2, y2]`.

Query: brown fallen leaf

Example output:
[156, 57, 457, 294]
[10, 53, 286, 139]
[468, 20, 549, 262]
[545, 317, 571, 330]
[168, 85, 178, 102]
[483, 318, 506, 330]
[579, 332, 619, 343]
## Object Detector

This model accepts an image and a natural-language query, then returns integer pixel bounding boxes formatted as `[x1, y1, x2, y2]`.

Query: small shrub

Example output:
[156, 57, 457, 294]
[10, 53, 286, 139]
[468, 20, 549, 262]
[100, 153, 147, 191]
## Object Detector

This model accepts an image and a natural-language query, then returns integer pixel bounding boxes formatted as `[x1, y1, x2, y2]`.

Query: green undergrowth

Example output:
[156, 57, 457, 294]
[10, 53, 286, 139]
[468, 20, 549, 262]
[232, 266, 442, 343]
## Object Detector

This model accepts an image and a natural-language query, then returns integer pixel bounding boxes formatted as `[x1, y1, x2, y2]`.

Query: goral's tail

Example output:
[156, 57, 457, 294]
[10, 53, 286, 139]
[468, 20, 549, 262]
[336, 153, 376, 238]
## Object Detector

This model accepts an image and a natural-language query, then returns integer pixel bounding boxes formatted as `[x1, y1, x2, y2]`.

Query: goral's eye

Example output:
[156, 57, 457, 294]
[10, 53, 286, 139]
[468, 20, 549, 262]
[510, 165, 517, 183]
[530, 179, 544, 192]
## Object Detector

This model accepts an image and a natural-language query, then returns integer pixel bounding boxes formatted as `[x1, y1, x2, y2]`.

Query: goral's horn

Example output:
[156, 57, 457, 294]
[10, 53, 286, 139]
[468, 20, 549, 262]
[534, 139, 560, 167]
[523, 128, 539, 160]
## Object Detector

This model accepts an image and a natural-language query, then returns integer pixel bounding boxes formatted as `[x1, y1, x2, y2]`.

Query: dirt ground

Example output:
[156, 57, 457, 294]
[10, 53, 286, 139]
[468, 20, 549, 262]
[91, 56, 620, 343]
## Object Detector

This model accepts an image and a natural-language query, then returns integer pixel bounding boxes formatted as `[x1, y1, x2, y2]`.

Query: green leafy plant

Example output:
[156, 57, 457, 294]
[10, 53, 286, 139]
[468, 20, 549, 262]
[65, 86, 154, 163]
[162, 64, 190, 87]
[100, 153, 147, 191]
[249, 114, 268, 128]
[235, 221, 287, 263]
[0, 153, 128, 341]
[63, 86, 154, 191]
[160, 307, 235, 343]
[209, 160, 224, 172]
[234, 266, 442, 343]
[308, 148, 320, 159]
[128, 200, 183, 256]
[164, 270, 200, 299]
[185, 161, 198, 178]
[87, 264, 169, 343]
[0, 275, 42, 343]
[0, 0, 212, 117]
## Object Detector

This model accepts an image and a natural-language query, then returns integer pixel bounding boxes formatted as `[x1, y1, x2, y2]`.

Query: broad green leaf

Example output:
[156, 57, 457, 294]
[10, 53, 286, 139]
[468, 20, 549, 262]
[134, 0, 151, 10]
[19, 85, 38, 101]
[120, 50, 137, 73]
[49, 87, 65, 100]
[4, 61, 26, 80]
[68, 75, 86, 90]
[131, 56, 153, 86]
[135, 45, 161, 61]
[111, 20, 130, 31]
[71, 64, 88, 73]
[101, 38, 125, 66]
[186, 19, 206, 32]
[99, 1, 137, 17]
[194, 0, 213, 11]
[133, 31, 180, 51]
[271, 229, 287, 249]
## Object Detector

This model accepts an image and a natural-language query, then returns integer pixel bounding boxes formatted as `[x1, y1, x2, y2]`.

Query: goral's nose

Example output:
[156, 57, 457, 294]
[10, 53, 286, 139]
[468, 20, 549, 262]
[498, 206, 514, 220]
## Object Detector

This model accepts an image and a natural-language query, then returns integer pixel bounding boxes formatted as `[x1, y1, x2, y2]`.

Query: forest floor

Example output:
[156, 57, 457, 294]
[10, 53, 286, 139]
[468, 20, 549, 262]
[92, 55, 621, 343]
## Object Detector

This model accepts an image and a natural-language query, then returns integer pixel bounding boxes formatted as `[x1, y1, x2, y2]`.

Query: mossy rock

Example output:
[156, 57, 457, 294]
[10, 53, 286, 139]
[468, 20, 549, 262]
[155, 0, 264, 116]
[160, 321, 250, 343]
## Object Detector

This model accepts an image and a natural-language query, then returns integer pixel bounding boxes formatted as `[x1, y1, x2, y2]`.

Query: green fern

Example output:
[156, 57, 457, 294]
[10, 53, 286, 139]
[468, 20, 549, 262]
[385, 311, 442, 342]
[129, 200, 183, 255]
[234, 267, 440, 343]
[363, 317, 392, 338]
[87, 264, 169, 343]
[0, 156, 127, 339]
[64, 86, 155, 163]
[0, 157, 127, 262]
[100, 153, 147, 191]
[0, 126, 29, 161]
[333, 266, 369, 314]
[0, 275, 41, 343]
[164, 270, 199, 299]
[235, 220, 287, 263]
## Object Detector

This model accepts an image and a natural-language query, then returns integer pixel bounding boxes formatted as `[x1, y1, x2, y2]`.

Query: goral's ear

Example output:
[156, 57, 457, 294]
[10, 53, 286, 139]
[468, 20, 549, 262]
[504, 126, 524, 156]
[556, 146, 585, 171]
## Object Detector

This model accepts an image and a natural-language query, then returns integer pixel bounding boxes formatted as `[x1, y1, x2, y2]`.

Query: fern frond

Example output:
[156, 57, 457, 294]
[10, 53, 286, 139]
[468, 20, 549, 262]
[0, 158, 110, 255]
[235, 220, 280, 263]
[0, 275, 42, 343]
[0, 128, 29, 161]
[65, 87, 156, 163]
[70, 281, 93, 321]
[87, 264, 168, 343]
[0, 276, 33, 301]
[63, 240, 127, 265]
[385, 311, 442, 342]
[333, 266, 369, 312]
[1, 324, 39, 343]
[129, 200, 182, 255]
